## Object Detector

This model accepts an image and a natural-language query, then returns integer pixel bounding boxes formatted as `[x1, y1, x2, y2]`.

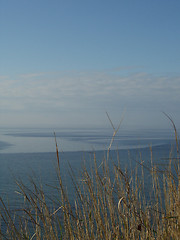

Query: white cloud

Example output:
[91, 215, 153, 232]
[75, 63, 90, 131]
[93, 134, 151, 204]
[19, 73, 45, 78]
[0, 70, 180, 127]
[0, 75, 9, 80]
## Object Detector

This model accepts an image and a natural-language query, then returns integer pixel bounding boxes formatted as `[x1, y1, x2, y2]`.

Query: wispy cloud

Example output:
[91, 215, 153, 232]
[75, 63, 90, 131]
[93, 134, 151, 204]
[1, 70, 180, 107]
[0, 75, 9, 80]
[19, 73, 46, 78]
[0, 69, 180, 127]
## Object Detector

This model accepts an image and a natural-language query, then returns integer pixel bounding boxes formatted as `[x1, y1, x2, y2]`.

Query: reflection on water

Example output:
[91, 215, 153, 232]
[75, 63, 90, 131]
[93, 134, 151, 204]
[0, 127, 176, 153]
[0, 140, 13, 150]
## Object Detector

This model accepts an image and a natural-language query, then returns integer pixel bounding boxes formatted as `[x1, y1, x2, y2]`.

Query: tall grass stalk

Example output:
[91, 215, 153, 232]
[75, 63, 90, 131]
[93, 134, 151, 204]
[0, 117, 179, 239]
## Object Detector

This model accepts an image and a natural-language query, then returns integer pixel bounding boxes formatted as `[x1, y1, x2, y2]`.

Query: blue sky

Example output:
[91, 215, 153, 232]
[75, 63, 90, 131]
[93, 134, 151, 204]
[0, 0, 180, 129]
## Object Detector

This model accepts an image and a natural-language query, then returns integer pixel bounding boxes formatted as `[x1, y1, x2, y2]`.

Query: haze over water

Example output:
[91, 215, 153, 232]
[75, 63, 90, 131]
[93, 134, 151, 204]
[0, 127, 176, 154]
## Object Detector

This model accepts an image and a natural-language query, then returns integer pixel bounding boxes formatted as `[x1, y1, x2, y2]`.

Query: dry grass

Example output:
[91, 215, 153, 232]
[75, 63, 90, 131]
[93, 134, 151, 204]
[0, 115, 179, 239]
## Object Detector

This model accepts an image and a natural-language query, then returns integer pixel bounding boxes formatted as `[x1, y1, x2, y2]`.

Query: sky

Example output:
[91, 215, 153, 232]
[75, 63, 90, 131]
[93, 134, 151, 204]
[0, 0, 180, 129]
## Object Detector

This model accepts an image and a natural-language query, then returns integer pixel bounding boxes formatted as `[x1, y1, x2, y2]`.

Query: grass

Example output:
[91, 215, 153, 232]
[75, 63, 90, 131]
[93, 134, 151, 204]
[0, 115, 180, 239]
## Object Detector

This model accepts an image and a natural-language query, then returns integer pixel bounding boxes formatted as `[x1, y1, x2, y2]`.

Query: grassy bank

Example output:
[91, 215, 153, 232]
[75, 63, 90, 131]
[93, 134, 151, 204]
[0, 123, 179, 239]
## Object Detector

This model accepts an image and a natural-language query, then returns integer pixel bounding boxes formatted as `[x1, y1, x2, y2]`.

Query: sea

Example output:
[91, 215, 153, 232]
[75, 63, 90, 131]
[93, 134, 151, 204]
[0, 127, 179, 231]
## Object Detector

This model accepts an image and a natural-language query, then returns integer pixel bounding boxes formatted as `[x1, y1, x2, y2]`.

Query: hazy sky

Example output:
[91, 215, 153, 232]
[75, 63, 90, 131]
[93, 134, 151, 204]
[0, 0, 180, 129]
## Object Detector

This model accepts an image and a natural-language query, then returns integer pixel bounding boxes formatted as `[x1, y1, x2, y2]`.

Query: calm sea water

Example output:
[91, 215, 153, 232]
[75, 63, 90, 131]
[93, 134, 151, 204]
[0, 127, 178, 212]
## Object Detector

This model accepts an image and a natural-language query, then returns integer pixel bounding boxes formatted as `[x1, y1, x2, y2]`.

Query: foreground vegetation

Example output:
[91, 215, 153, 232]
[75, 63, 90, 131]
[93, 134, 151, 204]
[0, 117, 180, 239]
